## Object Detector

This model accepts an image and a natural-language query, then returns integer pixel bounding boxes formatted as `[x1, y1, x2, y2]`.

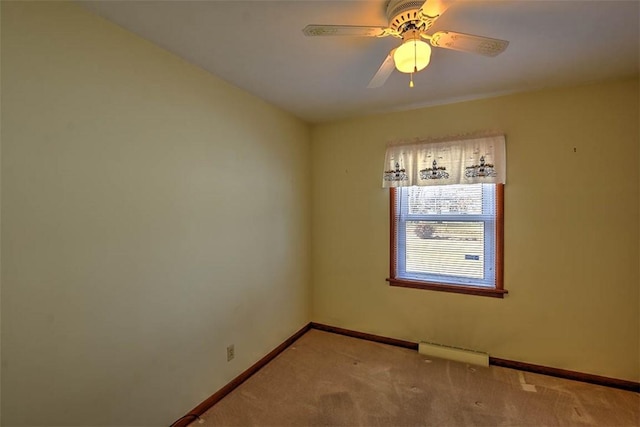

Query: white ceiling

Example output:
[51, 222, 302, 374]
[81, 0, 639, 124]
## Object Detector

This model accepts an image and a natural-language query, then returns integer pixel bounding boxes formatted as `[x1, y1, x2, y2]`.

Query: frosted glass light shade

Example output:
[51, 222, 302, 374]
[393, 40, 431, 73]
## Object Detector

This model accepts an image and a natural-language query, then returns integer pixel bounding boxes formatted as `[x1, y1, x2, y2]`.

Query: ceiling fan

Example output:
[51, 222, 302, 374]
[302, 0, 509, 88]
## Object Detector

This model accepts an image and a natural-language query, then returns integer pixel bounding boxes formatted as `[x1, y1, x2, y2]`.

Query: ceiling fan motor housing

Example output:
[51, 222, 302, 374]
[386, 0, 434, 33]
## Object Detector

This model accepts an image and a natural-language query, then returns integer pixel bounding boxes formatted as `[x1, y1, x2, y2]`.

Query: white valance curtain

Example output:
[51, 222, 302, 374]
[382, 132, 506, 187]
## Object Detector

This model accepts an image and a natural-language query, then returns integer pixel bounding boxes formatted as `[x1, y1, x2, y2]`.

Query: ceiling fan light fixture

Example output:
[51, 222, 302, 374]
[393, 38, 431, 73]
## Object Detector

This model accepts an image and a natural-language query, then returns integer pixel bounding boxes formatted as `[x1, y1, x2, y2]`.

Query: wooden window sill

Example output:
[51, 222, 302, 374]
[387, 278, 508, 299]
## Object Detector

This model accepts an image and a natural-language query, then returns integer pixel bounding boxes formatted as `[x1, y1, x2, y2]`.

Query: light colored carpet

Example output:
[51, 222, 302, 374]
[200, 329, 639, 426]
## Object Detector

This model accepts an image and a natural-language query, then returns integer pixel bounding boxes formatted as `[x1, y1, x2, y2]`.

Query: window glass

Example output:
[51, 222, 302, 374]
[391, 183, 504, 294]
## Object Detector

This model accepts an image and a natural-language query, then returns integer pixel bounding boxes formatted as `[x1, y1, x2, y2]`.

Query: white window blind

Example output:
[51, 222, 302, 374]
[394, 184, 497, 288]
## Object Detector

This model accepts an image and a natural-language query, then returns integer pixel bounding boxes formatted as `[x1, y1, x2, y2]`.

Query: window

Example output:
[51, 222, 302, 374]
[381, 132, 506, 297]
[388, 183, 506, 298]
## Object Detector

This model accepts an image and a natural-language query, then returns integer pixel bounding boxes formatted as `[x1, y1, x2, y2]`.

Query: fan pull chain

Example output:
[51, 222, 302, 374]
[410, 38, 417, 88]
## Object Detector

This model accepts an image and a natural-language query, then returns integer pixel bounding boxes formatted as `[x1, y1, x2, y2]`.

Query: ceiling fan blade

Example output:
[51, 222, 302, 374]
[302, 25, 388, 37]
[367, 53, 395, 89]
[429, 31, 509, 57]
[418, 0, 455, 29]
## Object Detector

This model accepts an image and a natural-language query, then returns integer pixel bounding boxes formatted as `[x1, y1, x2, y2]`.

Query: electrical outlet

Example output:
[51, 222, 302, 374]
[227, 344, 235, 361]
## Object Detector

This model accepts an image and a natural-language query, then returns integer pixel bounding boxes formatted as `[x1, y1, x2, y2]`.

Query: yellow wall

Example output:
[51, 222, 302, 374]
[1, 2, 310, 425]
[1, 0, 638, 424]
[311, 77, 640, 382]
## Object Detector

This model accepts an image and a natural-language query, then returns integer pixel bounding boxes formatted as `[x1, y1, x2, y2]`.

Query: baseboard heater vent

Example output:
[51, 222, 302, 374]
[418, 341, 489, 367]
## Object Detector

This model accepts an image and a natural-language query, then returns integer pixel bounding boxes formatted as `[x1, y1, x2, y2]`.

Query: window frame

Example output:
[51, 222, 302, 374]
[387, 184, 507, 298]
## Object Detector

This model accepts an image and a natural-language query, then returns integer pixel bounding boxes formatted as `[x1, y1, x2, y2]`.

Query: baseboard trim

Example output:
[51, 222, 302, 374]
[171, 322, 311, 427]
[489, 357, 640, 393]
[173, 321, 638, 425]
[311, 322, 639, 393]
[310, 322, 418, 350]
